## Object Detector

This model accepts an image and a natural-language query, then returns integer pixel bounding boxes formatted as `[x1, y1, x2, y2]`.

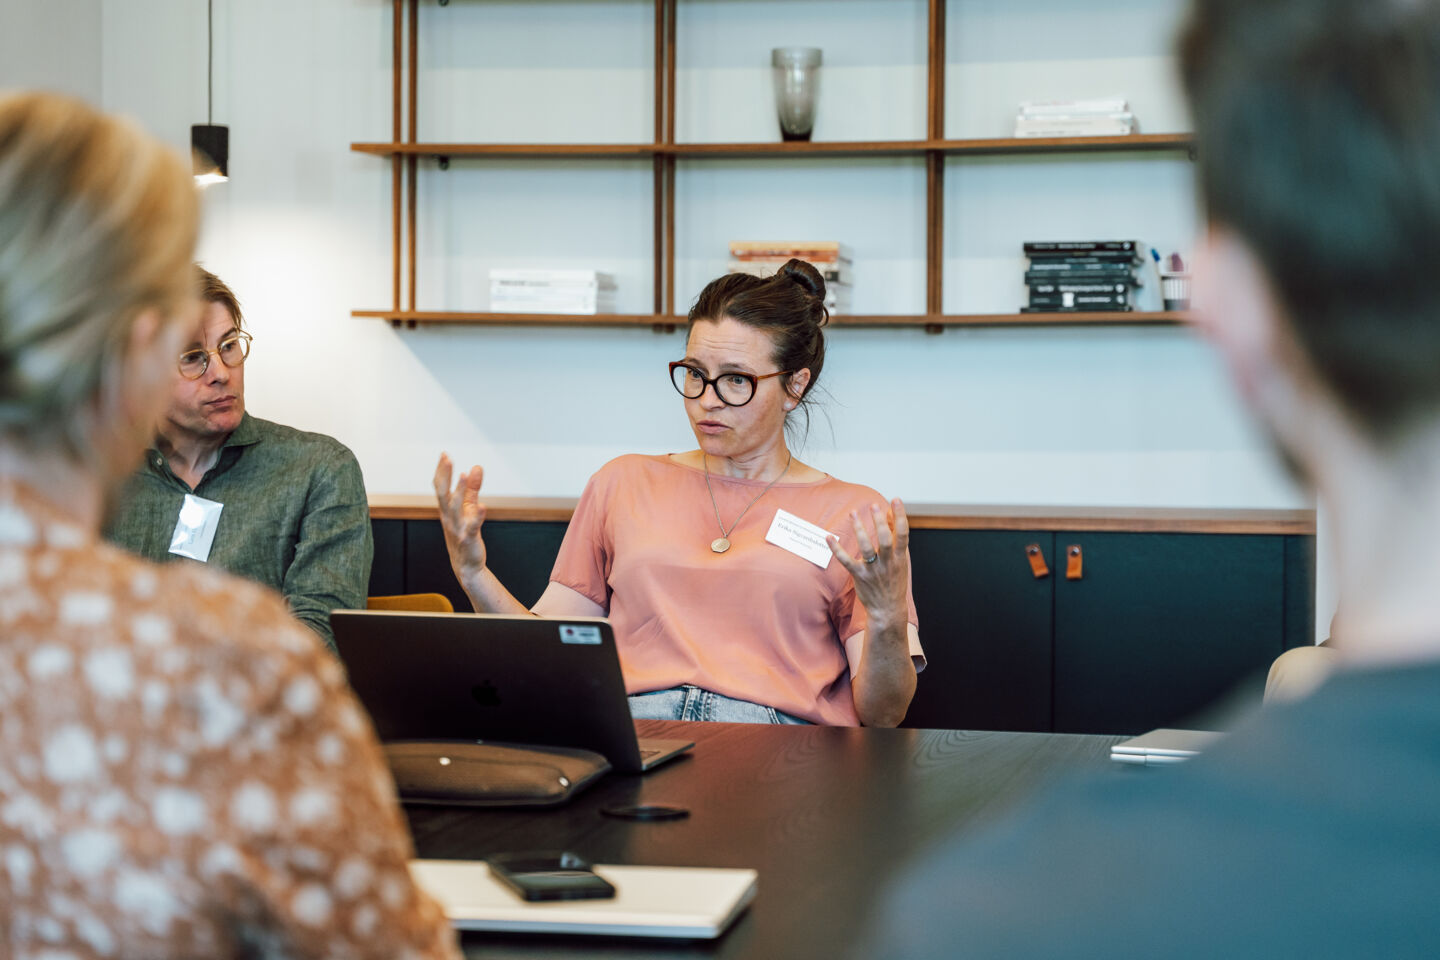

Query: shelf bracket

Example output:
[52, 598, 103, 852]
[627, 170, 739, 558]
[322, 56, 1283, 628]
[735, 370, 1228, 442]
[652, 323, 677, 334]
[437, 0, 449, 6]
[437, 156, 450, 171]
[924, 323, 945, 335]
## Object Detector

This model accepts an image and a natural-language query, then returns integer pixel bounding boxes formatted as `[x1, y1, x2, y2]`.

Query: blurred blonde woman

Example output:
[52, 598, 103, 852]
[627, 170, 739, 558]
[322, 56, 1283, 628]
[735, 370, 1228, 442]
[0, 93, 457, 958]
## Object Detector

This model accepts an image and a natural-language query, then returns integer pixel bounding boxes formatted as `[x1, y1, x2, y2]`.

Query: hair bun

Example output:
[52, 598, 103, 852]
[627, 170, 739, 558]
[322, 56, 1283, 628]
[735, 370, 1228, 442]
[779, 258, 827, 303]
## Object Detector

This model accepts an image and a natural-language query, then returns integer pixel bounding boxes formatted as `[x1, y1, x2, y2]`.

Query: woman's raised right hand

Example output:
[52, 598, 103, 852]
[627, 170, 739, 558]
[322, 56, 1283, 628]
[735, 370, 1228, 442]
[433, 453, 488, 586]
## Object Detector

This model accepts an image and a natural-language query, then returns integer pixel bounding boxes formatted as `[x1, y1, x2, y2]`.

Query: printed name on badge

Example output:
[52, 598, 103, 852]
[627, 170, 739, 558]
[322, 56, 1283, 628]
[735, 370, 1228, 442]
[765, 508, 834, 569]
[169, 493, 224, 563]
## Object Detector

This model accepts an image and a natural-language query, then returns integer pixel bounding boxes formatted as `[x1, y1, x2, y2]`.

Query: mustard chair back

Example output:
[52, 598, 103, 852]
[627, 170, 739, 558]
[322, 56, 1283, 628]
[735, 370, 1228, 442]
[366, 592, 454, 614]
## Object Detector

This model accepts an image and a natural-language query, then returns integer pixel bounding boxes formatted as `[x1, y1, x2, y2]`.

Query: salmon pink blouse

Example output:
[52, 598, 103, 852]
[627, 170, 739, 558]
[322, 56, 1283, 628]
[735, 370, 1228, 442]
[549, 455, 924, 725]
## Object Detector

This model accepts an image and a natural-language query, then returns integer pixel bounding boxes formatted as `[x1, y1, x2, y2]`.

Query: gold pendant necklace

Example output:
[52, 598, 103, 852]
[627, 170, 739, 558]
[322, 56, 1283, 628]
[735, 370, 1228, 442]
[704, 453, 791, 554]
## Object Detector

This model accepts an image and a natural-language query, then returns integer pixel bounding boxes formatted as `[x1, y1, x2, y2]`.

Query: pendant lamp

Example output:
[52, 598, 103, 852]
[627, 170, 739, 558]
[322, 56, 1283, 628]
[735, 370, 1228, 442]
[192, 0, 228, 185]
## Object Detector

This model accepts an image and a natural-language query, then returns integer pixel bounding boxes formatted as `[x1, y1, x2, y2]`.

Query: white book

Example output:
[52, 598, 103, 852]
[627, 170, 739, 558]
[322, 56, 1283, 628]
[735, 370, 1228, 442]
[489, 286, 615, 297]
[489, 269, 617, 287]
[1019, 97, 1129, 115]
[491, 280, 613, 291]
[1015, 114, 1135, 132]
[1015, 112, 1135, 124]
[490, 290, 616, 299]
[491, 294, 612, 304]
[410, 860, 758, 939]
[490, 294, 615, 305]
[490, 304, 617, 313]
[728, 259, 855, 286]
[1014, 122, 1136, 139]
[490, 294, 616, 310]
[490, 284, 615, 296]
[490, 303, 617, 315]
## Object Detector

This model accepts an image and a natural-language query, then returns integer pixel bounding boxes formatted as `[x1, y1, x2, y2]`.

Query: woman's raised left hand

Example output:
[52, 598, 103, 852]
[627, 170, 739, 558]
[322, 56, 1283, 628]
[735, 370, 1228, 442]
[827, 499, 910, 628]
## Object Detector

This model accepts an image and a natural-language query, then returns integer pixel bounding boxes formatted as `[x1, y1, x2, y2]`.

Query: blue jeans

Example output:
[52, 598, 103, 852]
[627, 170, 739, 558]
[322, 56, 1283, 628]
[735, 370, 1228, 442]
[628, 685, 812, 725]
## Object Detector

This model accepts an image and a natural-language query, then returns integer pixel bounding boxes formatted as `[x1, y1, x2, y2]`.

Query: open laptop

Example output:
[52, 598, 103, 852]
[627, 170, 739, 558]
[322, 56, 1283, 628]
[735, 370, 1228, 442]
[331, 611, 692, 774]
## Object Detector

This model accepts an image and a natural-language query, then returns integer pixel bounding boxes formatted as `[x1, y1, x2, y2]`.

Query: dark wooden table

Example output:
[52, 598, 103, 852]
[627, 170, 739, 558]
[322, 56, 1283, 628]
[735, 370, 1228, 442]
[406, 720, 1122, 958]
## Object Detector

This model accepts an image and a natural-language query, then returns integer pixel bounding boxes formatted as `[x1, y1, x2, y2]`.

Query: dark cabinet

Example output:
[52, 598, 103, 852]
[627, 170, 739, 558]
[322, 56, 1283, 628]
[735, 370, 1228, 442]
[369, 519, 406, 596]
[369, 519, 1314, 736]
[906, 530, 1054, 732]
[1052, 533, 1292, 735]
[368, 519, 569, 613]
[906, 530, 1312, 735]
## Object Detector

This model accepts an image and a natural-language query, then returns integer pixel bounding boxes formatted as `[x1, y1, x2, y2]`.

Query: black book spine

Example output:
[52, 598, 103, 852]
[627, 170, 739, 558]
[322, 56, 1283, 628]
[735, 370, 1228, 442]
[1029, 292, 1131, 308]
[1020, 304, 1134, 313]
[1023, 240, 1138, 254]
[1028, 282, 1130, 294]
[1025, 270, 1139, 285]
[1027, 256, 1140, 269]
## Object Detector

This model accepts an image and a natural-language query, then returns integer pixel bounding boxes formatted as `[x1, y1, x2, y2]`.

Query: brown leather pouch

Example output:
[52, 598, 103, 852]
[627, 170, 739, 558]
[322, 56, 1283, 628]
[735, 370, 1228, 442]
[384, 740, 611, 807]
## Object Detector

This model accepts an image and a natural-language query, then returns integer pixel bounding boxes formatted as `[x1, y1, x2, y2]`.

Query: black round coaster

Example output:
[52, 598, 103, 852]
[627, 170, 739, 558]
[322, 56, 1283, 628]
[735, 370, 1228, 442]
[600, 804, 690, 821]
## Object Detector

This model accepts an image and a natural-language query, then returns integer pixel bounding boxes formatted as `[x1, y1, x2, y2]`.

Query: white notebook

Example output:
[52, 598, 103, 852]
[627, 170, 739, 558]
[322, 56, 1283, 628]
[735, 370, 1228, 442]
[410, 859, 758, 939]
[1110, 728, 1224, 765]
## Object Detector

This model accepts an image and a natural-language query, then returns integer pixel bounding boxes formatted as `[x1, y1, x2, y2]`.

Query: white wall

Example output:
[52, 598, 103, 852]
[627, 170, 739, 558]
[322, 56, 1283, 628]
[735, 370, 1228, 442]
[5, 0, 1331, 637]
[84, 0, 1302, 509]
[0, 0, 102, 100]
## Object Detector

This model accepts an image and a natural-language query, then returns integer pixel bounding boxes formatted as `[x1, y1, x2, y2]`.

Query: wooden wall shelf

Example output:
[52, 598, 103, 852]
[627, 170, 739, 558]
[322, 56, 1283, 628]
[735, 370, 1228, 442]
[358, 1, 1192, 328]
[352, 309, 1191, 330]
[350, 142, 663, 158]
[352, 310, 667, 327]
[350, 132, 1193, 160]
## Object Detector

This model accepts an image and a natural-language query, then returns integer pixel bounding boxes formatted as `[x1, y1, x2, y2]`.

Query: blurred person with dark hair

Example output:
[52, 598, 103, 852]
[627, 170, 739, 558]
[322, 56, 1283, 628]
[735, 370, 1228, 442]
[436, 260, 924, 726]
[854, 1, 1440, 955]
[104, 267, 372, 651]
[0, 91, 457, 958]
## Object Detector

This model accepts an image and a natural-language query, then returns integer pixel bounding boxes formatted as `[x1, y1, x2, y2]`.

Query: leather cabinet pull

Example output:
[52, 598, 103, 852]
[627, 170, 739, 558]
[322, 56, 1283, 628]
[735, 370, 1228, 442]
[1025, 543, 1050, 579]
[1065, 544, 1083, 580]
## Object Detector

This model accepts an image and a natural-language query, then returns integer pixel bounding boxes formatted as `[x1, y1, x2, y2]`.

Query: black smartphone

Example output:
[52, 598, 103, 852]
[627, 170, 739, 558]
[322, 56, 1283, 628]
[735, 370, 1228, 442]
[486, 851, 617, 902]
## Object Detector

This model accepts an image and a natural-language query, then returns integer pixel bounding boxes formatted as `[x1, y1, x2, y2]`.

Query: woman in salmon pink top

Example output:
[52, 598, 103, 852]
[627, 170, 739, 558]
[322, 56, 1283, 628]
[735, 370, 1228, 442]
[434, 260, 924, 726]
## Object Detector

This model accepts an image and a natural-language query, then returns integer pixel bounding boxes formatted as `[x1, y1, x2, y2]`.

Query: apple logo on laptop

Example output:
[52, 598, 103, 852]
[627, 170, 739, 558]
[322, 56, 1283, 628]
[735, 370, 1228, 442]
[470, 681, 502, 707]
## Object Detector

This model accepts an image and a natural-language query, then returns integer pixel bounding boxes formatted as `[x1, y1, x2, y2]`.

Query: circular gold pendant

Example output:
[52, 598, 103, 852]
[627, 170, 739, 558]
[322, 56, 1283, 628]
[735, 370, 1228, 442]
[711, 537, 731, 554]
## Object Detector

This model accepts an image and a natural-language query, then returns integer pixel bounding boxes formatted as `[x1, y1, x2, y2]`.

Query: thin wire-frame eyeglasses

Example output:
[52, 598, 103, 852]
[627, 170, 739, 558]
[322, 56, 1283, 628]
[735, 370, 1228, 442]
[178, 331, 252, 380]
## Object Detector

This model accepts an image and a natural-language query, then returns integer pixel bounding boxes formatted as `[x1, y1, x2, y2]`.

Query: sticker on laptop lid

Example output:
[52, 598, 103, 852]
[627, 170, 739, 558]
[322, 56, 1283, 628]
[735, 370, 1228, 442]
[558, 624, 602, 645]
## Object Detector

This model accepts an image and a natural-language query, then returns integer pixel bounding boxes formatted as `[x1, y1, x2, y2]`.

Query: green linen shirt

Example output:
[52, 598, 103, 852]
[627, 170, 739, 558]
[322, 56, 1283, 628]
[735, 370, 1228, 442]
[103, 413, 372, 649]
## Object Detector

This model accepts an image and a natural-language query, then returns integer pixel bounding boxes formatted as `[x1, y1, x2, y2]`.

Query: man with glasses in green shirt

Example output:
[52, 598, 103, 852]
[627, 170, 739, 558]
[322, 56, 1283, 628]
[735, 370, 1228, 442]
[104, 268, 371, 650]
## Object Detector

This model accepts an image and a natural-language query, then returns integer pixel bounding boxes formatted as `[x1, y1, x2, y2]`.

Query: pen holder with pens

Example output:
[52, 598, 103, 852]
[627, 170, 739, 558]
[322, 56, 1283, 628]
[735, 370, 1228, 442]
[1160, 272, 1191, 311]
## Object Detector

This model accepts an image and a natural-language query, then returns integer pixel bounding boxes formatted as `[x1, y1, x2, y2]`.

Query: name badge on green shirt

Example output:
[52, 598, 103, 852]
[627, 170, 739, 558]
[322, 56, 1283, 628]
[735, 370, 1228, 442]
[169, 493, 224, 562]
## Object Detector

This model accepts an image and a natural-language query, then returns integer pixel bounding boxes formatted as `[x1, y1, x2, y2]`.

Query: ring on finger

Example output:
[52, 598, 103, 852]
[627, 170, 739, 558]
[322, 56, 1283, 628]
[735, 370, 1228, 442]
[863, 553, 878, 564]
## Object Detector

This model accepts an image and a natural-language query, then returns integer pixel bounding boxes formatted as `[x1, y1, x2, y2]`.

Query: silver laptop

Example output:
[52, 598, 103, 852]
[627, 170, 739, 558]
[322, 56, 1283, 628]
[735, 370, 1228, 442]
[1110, 728, 1224, 765]
[330, 611, 692, 774]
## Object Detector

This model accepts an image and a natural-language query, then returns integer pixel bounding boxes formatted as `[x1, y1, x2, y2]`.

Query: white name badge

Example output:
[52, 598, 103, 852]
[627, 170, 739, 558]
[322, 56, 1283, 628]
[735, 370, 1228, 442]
[169, 493, 223, 563]
[765, 508, 834, 570]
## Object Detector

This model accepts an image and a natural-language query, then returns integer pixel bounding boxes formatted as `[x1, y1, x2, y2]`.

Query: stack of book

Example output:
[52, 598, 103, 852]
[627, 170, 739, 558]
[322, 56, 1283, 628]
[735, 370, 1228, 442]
[489, 269, 616, 314]
[727, 242, 852, 315]
[1022, 240, 1142, 313]
[1013, 97, 1136, 138]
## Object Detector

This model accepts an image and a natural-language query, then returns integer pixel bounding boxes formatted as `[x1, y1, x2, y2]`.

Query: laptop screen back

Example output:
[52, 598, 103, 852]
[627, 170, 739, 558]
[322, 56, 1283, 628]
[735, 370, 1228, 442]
[331, 611, 645, 771]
